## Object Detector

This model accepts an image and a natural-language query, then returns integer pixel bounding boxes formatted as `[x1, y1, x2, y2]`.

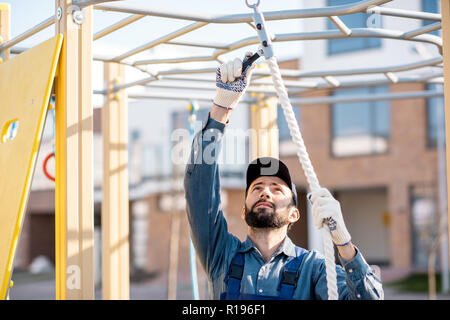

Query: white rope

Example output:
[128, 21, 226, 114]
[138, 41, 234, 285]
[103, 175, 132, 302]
[267, 56, 339, 300]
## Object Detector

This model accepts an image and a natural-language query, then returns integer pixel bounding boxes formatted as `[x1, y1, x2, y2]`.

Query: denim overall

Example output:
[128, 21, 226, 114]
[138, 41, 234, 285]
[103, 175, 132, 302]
[220, 246, 307, 300]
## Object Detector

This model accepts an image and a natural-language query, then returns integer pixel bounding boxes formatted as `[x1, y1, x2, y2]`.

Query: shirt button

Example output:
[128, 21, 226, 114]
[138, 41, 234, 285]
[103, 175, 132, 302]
[348, 269, 353, 273]
[356, 294, 361, 299]
[258, 289, 263, 294]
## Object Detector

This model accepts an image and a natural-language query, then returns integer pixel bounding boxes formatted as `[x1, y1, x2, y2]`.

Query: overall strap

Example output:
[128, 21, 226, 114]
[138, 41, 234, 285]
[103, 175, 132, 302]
[279, 246, 307, 299]
[222, 251, 245, 298]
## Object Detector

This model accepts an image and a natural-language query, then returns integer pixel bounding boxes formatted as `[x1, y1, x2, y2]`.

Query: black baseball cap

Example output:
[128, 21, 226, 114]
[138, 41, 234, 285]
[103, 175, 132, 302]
[245, 157, 298, 206]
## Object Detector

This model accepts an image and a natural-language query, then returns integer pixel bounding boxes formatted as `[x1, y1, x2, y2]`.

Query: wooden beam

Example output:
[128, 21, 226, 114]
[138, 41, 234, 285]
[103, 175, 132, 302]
[0, 3, 10, 300]
[102, 62, 130, 300]
[54, 0, 94, 300]
[0, 3, 10, 61]
[440, 0, 450, 279]
[250, 65, 279, 160]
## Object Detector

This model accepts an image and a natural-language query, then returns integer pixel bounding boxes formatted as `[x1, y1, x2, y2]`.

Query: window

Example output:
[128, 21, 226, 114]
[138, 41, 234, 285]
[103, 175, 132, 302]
[426, 83, 445, 148]
[422, 0, 440, 36]
[331, 86, 390, 157]
[327, 0, 382, 55]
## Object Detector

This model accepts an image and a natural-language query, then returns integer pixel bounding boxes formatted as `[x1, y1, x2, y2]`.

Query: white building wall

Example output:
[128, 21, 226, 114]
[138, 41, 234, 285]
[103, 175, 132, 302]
[338, 189, 390, 263]
[301, 0, 440, 80]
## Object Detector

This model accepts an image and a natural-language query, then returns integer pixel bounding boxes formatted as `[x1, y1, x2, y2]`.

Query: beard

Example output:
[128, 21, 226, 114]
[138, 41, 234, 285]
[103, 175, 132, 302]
[244, 199, 289, 229]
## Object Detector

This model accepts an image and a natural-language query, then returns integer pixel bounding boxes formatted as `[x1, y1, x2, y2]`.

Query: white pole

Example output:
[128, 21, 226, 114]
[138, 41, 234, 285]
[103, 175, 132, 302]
[307, 197, 324, 252]
[437, 85, 449, 294]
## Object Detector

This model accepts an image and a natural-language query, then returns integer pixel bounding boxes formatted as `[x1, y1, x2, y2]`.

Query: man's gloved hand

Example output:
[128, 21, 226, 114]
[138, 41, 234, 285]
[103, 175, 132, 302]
[213, 52, 256, 110]
[308, 188, 352, 246]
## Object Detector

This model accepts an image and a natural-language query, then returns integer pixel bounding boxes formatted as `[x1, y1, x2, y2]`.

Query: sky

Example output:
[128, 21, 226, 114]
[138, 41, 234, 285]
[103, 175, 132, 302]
[2, 0, 305, 151]
[4, 0, 304, 106]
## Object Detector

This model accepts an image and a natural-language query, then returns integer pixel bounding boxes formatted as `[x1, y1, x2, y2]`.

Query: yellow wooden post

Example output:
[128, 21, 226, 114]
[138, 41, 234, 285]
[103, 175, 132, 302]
[0, 5, 10, 300]
[250, 64, 279, 160]
[54, 1, 94, 300]
[102, 62, 130, 300]
[441, 0, 450, 276]
[0, 3, 9, 62]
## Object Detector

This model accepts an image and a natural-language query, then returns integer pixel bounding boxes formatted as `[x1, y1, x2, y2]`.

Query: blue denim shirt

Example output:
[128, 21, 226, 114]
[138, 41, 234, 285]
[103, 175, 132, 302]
[184, 115, 384, 300]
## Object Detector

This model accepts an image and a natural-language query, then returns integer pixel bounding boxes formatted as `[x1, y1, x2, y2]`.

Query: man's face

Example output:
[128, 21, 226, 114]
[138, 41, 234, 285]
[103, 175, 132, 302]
[242, 176, 299, 229]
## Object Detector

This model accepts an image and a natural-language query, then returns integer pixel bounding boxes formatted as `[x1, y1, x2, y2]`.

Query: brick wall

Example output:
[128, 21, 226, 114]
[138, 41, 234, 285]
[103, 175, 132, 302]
[281, 82, 438, 267]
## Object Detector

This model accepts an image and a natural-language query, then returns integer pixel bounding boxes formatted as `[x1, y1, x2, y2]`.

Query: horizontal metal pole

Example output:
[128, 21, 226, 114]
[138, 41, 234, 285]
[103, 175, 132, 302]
[93, 14, 145, 41]
[128, 72, 443, 95]
[105, 53, 443, 93]
[143, 82, 280, 94]
[126, 91, 256, 103]
[128, 28, 442, 67]
[166, 40, 229, 50]
[126, 54, 442, 82]
[269, 28, 443, 55]
[403, 22, 442, 39]
[133, 55, 215, 66]
[109, 90, 443, 106]
[288, 90, 443, 105]
[273, 56, 443, 78]
[152, 72, 443, 94]
[113, 21, 208, 61]
[90, 71, 441, 98]
[366, 6, 441, 21]
[94, 0, 392, 23]
[0, 15, 54, 52]
[289, 73, 443, 95]
[75, 0, 121, 8]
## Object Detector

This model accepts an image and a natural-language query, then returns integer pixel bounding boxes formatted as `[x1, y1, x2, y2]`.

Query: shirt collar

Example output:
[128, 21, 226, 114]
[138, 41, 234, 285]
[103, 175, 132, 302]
[238, 235, 297, 258]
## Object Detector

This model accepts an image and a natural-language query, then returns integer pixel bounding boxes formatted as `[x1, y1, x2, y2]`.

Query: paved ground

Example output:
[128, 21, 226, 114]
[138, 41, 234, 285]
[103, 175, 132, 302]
[7, 267, 450, 300]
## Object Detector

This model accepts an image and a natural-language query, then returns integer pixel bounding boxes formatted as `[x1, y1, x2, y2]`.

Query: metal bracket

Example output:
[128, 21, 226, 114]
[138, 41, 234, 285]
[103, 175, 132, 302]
[70, 1, 86, 25]
[250, 5, 275, 59]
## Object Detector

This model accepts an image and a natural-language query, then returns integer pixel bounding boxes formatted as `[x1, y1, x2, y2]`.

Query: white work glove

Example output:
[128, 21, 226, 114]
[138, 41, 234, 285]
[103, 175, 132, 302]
[213, 52, 256, 110]
[308, 187, 352, 246]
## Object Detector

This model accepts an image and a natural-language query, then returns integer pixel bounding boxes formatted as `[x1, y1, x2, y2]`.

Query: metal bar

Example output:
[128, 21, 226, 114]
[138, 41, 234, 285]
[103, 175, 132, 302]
[288, 90, 444, 105]
[148, 29, 441, 67]
[366, 6, 441, 21]
[143, 81, 279, 94]
[166, 40, 229, 49]
[133, 55, 215, 66]
[92, 27, 442, 68]
[127, 91, 256, 103]
[75, 0, 121, 8]
[131, 54, 442, 79]
[323, 76, 340, 87]
[94, 0, 392, 23]
[93, 14, 144, 41]
[124, 90, 443, 105]
[0, 15, 54, 52]
[328, 16, 352, 36]
[384, 72, 398, 83]
[114, 75, 159, 91]
[100, 72, 442, 96]
[113, 65, 443, 93]
[271, 29, 443, 55]
[113, 21, 208, 61]
[287, 73, 443, 94]
[403, 22, 442, 39]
